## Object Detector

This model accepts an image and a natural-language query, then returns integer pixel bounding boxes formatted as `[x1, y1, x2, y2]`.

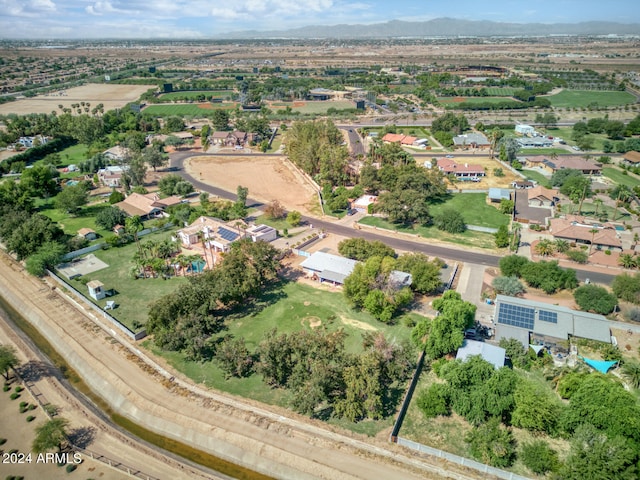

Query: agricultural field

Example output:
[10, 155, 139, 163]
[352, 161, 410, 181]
[0, 83, 156, 115]
[144, 280, 421, 436]
[158, 90, 232, 101]
[142, 103, 236, 116]
[548, 90, 636, 108]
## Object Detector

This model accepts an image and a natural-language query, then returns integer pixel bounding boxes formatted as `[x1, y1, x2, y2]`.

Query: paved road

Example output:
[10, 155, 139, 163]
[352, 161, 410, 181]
[339, 126, 366, 157]
[169, 152, 616, 285]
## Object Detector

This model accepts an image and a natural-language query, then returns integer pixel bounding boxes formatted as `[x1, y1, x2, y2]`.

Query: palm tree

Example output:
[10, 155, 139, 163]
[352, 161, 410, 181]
[618, 253, 637, 269]
[554, 239, 570, 254]
[621, 360, 640, 389]
[0, 345, 19, 381]
[32, 418, 69, 453]
[125, 215, 144, 255]
[535, 239, 555, 257]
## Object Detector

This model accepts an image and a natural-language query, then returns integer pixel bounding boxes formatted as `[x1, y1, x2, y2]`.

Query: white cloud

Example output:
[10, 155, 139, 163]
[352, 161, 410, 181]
[210, 0, 335, 21]
[0, 0, 56, 17]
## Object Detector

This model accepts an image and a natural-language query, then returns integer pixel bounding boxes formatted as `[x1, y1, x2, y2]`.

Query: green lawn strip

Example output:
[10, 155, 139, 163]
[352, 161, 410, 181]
[521, 169, 551, 188]
[602, 167, 640, 188]
[142, 281, 418, 435]
[518, 148, 571, 156]
[484, 87, 518, 96]
[543, 126, 610, 151]
[75, 228, 186, 330]
[358, 216, 498, 250]
[427, 193, 510, 229]
[548, 90, 635, 108]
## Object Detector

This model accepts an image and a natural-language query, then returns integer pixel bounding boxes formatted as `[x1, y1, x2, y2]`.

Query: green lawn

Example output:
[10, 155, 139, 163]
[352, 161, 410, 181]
[56, 144, 89, 167]
[293, 100, 356, 114]
[522, 169, 551, 188]
[144, 280, 422, 435]
[438, 96, 518, 105]
[429, 193, 510, 229]
[484, 87, 518, 96]
[143, 103, 236, 116]
[548, 90, 636, 108]
[602, 167, 640, 188]
[543, 126, 609, 151]
[40, 200, 113, 239]
[158, 90, 232, 101]
[359, 216, 499, 250]
[519, 148, 570, 156]
[69, 228, 185, 331]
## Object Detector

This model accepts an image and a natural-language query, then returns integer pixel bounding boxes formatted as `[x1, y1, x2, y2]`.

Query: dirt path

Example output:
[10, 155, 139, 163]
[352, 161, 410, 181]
[0, 251, 484, 480]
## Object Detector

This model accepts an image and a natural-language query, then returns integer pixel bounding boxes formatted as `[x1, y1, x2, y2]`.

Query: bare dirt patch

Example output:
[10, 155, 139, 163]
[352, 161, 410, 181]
[185, 155, 318, 215]
[302, 316, 322, 329]
[340, 316, 378, 332]
[447, 156, 520, 190]
[0, 83, 156, 115]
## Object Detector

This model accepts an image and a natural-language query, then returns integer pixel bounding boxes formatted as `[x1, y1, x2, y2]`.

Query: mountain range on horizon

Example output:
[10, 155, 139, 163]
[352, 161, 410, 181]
[218, 18, 640, 39]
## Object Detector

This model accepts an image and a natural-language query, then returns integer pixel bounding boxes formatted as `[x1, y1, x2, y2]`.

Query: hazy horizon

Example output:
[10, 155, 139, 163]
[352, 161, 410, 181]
[1, 0, 639, 40]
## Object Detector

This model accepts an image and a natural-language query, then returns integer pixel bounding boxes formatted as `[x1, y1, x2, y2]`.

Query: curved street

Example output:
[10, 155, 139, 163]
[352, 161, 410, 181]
[168, 151, 616, 285]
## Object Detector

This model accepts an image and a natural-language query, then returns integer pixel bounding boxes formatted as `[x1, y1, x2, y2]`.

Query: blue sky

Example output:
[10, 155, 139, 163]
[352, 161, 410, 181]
[0, 0, 639, 39]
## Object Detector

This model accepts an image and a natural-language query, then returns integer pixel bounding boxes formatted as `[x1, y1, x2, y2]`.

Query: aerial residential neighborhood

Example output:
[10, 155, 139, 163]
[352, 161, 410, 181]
[2, 8, 640, 480]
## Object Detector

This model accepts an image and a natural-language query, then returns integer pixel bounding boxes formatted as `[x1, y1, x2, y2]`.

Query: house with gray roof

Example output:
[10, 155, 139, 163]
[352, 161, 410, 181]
[494, 295, 612, 348]
[300, 251, 412, 287]
[488, 188, 511, 203]
[456, 340, 506, 369]
[452, 132, 490, 149]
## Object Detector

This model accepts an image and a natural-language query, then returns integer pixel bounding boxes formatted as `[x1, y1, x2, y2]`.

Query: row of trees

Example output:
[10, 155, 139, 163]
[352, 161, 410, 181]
[499, 255, 578, 294]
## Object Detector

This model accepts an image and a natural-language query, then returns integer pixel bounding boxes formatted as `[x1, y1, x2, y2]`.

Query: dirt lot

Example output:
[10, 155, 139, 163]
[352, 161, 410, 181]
[185, 155, 319, 215]
[444, 155, 520, 190]
[0, 84, 156, 116]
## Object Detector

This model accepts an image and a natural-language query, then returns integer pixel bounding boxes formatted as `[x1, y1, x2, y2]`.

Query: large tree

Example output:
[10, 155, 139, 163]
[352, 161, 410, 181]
[0, 345, 19, 380]
[32, 418, 70, 453]
[54, 183, 89, 214]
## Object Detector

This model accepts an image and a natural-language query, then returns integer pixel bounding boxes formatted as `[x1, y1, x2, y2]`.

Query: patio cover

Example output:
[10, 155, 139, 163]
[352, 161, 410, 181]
[580, 356, 618, 374]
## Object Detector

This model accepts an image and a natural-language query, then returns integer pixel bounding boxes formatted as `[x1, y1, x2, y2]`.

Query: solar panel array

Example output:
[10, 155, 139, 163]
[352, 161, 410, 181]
[217, 227, 239, 242]
[538, 310, 558, 324]
[497, 303, 535, 330]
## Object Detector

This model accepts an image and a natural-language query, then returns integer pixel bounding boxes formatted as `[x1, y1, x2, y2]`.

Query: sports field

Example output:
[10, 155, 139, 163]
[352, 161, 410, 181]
[548, 90, 636, 108]
[483, 87, 518, 96]
[270, 100, 356, 114]
[142, 103, 236, 116]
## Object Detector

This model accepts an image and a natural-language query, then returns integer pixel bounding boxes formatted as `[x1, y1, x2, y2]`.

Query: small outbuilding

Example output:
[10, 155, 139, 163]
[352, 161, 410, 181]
[488, 188, 511, 203]
[87, 280, 106, 301]
[77, 228, 97, 241]
[456, 340, 506, 369]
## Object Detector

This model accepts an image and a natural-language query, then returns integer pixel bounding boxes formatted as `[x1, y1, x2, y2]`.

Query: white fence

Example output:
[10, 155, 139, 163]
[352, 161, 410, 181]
[395, 437, 531, 480]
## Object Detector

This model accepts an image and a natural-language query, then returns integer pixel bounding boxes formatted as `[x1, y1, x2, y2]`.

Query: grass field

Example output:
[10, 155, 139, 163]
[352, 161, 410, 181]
[483, 87, 518, 96]
[543, 126, 609, 151]
[359, 216, 499, 250]
[294, 100, 356, 114]
[144, 280, 422, 435]
[548, 90, 636, 108]
[522, 169, 551, 188]
[519, 148, 569, 156]
[143, 103, 236, 116]
[40, 200, 113, 239]
[70, 228, 186, 331]
[56, 143, 89, 166]
[602, 167, 640, 188]
[437, 97, 517, 105]
[158, 90, 232, 101]
[429, 193, 510, 229]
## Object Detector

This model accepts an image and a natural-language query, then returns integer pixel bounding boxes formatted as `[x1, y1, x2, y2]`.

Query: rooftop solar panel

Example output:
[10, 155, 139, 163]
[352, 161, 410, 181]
[497, 303, 535, 330]
[538, 310, 558, 324]
[217, 227, 239, 242]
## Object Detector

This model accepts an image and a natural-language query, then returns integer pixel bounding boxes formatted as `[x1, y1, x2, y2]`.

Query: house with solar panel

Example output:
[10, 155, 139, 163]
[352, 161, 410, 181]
[494, 295, 613, 349]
